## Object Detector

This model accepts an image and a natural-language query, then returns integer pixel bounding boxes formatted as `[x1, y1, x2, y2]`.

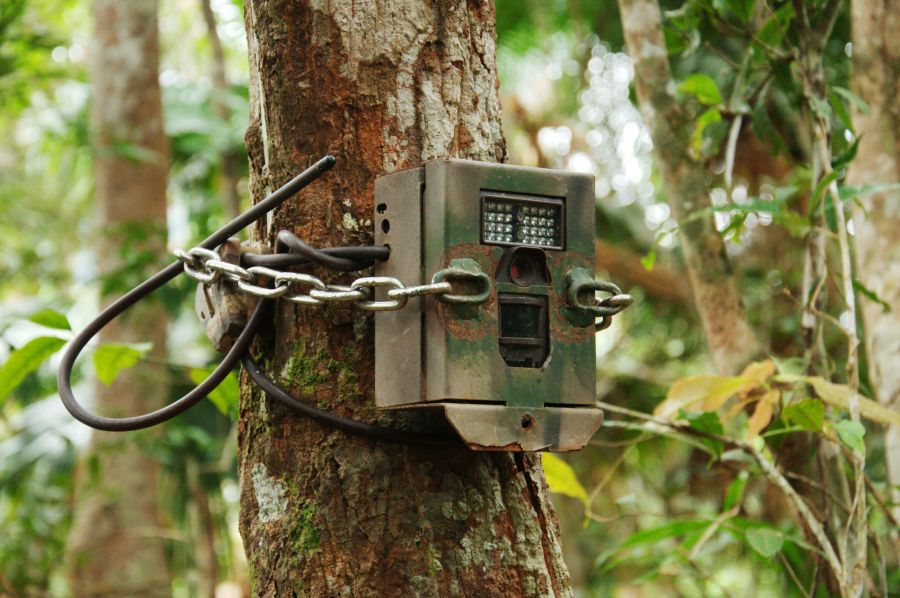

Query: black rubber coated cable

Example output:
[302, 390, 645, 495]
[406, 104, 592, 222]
[241, 245, 390, 270]
[241, 302, 456, 446]
[56, 156, 337, 431]
[273, 230, 377, 271]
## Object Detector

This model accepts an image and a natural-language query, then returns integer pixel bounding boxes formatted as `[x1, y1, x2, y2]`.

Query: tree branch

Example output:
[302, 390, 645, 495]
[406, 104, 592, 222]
[617, 0, 760, 374]
[596, 400, 848, 588]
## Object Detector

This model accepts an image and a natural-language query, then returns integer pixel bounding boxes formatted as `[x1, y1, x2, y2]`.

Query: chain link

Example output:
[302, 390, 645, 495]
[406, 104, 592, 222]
[176, 247, 487, 310]
[176, 246, 632, 328]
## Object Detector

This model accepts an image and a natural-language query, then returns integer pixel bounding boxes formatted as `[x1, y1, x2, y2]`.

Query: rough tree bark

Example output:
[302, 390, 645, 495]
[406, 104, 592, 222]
[237, 1, 572, 596]
[67, 0, 172, 596]
[847, 0, 900, 521]
[616, 0, 760, 375]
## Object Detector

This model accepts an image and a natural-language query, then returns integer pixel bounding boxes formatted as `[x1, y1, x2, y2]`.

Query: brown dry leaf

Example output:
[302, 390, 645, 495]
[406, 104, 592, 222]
[655, 375, 755, 419]
[747, 390, 780, 438]
[737, 360, 776, 399]
[726, 397, 757, 419]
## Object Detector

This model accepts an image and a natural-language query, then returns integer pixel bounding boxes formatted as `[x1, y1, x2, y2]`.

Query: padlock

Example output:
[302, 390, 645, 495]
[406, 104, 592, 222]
[193, 238, 259, 352]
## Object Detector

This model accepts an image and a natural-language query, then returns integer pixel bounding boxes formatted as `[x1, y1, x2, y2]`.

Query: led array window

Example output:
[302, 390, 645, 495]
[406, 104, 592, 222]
[481, 195, 563, 249]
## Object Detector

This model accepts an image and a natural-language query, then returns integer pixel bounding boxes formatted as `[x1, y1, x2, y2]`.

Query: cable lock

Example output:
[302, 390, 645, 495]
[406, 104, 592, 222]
[57, 156, 463, 442]
[57, 155, 631, 444]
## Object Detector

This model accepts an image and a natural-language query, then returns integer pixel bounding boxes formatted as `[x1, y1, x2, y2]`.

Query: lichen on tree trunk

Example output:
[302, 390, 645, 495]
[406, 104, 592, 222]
[238, 1, 572, 596]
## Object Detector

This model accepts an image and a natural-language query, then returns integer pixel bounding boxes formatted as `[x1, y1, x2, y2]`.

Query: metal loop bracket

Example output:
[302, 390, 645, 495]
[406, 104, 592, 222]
[386, 281, 452, 300]
[565, 267, 634, 331]
[431, 259, 493, 305]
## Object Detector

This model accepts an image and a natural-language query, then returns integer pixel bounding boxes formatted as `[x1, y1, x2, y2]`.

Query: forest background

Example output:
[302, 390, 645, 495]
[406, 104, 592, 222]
[0, 0, 898, 596]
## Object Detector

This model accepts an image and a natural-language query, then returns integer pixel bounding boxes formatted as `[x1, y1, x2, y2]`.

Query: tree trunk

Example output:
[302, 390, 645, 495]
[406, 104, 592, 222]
[847, 0, 900, 522]
[616, 0, 760, 375]
[238, 1, 572, 596]
[200, 0, 243, 220]
[67, 0, 172, 596]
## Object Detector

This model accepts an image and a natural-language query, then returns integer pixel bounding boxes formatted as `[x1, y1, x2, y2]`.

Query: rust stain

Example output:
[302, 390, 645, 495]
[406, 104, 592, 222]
[466, 441, 524, 452]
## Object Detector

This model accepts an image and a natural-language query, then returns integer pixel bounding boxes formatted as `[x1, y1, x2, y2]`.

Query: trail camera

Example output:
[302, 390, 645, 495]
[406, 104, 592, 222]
[375, 159, 611, 452]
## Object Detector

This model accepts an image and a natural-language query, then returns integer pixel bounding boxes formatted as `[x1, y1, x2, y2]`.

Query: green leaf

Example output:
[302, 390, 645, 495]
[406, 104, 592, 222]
[831, 137, 860, 170]
[723, 470, 749, 510]
[691, 108, 722, 155]
[755, 3, 793, 48]
[0, 336, 67, 404]
[782, 399, 824, 432]
[92, 343, 151, 385]
[678, 410, 725, 457]
[714, 0, 756, 22]
[751, 98, 786, 155]
[189, 367, 239, 418]
[829, 91, 854, 132]
[836, 420, 866, 455]
[774, 210, 811, 238]
[808, 171, 838, 217]
[721, 212, 747, 240]
[771, 355, 807, 376]
[678, 74, 724, 105]
[641, 247, 657, 271]
[27, 308, 71, 331]
[809, 96, 832, 121]
[832, 86, 869, 115]
[794, 375, 900, 425]
[542, 454, 589, 509]
[746, 527, 784, 557]
[620, 520, 711, 548]
[772, 185, 800, 203]
[853, 279, 891, 313]
[710, 196, 785, 215]
[839, 182, 900, 202]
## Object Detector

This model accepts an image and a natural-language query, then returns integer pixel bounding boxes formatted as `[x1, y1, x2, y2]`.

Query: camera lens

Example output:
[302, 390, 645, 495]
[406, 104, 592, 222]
[509, 252, 538, 286]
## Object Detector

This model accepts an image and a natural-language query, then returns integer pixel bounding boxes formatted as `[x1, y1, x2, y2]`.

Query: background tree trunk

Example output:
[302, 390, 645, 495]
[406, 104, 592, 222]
[67, 0, 173, 595]
[847, 0, 900, 521]
[200, 0, 243, 220]
[238, 1, 572, 596]
[616, 0, 760, 375]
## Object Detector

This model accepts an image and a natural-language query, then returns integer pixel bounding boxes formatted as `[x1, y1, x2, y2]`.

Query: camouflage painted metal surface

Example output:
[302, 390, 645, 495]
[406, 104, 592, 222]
[375, 159, 604, 452]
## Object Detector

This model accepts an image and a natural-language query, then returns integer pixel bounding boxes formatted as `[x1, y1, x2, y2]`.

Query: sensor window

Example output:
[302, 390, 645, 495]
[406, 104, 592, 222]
[500, 303, 540, 339]
[481, 192, 564, 250]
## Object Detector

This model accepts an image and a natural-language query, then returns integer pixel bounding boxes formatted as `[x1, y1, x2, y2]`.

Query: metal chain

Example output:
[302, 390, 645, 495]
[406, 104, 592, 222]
[594, 294, 632, 331]
[175, 245, 632, 324]
[175, 247, 469, 310]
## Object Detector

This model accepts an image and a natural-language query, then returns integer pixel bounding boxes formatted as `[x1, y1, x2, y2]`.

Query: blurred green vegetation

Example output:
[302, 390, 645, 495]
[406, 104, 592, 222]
[0, 0, 896, 596]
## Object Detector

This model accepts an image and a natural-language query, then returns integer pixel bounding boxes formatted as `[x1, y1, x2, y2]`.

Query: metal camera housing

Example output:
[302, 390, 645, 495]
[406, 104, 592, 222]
[374, 159, 603, 451]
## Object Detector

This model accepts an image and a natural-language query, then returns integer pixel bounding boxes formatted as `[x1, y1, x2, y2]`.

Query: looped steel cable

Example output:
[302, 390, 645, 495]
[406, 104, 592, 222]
[56, 156, 337, 431]
[272, 230, 383, 271]
[57, 154, 459, 444]
[241, 243, 390, 270]
[241, 300, 455, 446]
